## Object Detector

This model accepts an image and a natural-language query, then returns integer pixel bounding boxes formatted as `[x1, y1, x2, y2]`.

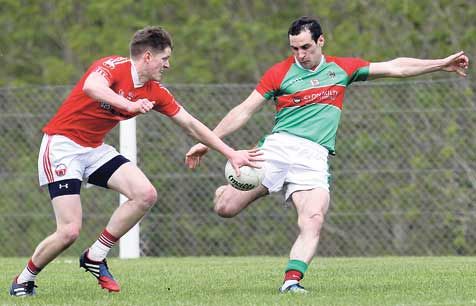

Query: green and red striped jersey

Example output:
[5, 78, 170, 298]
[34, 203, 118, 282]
[256, 55, 369, 154]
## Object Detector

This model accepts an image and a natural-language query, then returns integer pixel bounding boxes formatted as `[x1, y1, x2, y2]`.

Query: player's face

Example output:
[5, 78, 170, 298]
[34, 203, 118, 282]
[144, 47, 172, 82]
[289, 30, 324, 70]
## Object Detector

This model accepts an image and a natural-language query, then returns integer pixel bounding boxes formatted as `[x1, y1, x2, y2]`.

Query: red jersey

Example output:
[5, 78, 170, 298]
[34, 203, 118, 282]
[43, 56, 181, 147]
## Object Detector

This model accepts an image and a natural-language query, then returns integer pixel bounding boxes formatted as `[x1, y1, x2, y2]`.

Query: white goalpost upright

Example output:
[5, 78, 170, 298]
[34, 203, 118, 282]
[119, 118, 140, 258]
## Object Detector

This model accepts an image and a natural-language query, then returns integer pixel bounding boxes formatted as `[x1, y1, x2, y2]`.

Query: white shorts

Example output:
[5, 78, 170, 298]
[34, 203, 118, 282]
[38, 134, 121, 186]
[259, 132, 330, 200]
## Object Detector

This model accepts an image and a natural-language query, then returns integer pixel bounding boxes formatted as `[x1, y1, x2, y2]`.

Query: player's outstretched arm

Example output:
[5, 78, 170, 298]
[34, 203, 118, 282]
[171, 107, 263, 175]
[368, 51, 469, 79]
[184, 90, 267, 169]
[211, 90, 267, 139]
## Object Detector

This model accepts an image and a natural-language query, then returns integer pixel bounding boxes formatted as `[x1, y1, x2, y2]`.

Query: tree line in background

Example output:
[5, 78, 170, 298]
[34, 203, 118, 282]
[0, 0, 474, 87]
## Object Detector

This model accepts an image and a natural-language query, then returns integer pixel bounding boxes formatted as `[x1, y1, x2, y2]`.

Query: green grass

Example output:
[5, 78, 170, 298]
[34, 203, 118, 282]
[1, 256, 476, 305]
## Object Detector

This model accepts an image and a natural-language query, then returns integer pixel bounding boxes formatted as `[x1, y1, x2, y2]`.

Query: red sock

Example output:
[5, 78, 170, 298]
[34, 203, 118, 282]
[284, 270, 303, 281]
[98, 228, 118, 248]
[27, 258, 41, 275]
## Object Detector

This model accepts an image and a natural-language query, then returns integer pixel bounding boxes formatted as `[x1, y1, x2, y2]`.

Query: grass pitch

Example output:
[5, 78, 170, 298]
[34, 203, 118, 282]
[1, 256, 476, 305]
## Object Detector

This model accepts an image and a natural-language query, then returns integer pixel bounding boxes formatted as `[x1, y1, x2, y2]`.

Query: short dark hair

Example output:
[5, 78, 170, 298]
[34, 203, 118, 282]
[288, 16, 323, 42]
[129, 26, 173, 58]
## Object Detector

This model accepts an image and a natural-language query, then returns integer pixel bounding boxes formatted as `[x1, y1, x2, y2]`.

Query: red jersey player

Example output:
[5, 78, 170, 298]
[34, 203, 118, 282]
[9, 26, 262, 296]
[185, 17, 469, 293]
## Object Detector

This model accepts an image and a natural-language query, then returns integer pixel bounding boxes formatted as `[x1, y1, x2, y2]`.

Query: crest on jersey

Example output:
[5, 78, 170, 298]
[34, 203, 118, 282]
[327, 70, 336, 79]
[310, 79, 320, 86]
[293, 97, 301, 103]
[55, 164, 67, 177]
[103, 59, 117, 69]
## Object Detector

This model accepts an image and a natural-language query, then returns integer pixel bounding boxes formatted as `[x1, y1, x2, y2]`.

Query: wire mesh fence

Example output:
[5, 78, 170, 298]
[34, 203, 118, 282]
[0, 78, 475, 257]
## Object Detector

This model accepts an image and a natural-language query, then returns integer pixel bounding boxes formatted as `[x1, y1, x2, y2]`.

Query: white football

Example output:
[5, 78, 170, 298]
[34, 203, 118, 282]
[224, 160, 265, 191]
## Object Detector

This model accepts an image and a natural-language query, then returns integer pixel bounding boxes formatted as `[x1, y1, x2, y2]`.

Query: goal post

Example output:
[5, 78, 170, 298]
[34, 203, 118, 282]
[119, 118, 140, 258]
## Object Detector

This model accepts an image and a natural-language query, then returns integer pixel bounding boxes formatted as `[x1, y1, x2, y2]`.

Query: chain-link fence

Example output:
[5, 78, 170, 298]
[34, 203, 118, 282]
[0, 78, 475, 257]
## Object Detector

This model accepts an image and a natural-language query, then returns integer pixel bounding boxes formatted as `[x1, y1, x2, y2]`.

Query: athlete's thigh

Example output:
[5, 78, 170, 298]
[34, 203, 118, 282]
[218, 184, 268, 212]
[291, 187, 330, 218]
[106, 162, 153, 198]
[51, 195, 82, 228]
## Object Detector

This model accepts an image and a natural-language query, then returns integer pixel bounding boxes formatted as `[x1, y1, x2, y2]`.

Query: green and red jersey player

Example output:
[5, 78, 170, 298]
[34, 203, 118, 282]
[185, 16, 469, 293]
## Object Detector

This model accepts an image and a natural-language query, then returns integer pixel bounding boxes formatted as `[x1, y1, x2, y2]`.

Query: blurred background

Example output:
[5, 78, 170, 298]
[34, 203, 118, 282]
[0, 0, 475, 257]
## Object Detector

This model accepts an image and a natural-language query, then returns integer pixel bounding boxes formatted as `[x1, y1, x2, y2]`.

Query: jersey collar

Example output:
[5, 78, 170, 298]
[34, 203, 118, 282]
[294, 55, 325, 72]
[130, 59, 144, 88]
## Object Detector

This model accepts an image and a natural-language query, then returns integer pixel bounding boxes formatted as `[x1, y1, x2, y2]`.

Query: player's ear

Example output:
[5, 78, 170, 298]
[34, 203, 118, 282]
[143, 50, 152, 62]
[317, 35, 325, 48]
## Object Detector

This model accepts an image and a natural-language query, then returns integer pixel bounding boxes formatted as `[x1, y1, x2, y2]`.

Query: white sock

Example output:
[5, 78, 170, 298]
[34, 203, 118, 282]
[88, 241, 112, 262]
[17, 268, 37, 283]
[87, 229, 118, 261]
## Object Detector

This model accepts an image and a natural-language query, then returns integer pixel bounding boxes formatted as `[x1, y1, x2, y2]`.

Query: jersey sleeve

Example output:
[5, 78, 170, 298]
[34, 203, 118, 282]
[90, 56, 129, 86]
[256, 67, 281, 100]
[255, 57, 293, 100]
[328, 56, 370, 84]
[151, 84, 181, 116]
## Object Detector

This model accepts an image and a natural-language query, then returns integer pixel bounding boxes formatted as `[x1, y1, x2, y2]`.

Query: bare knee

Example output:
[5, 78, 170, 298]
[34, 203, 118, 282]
[134, 184, 158, 211]
[299, 212, 326, 236]
[214, 200, 237, 218]
[56, 223, 81, 245]
[214, 204, 238, 218]
[214, 186, 238, 218]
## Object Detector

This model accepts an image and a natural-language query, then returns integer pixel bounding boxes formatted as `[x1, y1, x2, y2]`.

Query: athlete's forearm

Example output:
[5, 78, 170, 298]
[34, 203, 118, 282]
[83, 72, 131, 111]
[369, 58, 445, 79]
[212, 105, 254, 139]
[172, 108, 235, 159]
[213, 90, 265, 139]
[388, 57, 445, 77]
[186, 118, 235, 158]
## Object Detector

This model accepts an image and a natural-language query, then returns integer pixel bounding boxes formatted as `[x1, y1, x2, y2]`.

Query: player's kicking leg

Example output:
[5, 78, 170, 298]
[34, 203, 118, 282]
[80, 161, 157, 292]
[213, 184, 268, 217]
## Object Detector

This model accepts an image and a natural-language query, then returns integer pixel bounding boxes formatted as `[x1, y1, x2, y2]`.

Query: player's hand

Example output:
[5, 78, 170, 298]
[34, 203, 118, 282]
[227, 148, 264, 177]
[442, 51, 469, 77]
[185, 143, 210, 169]
[128, 98, 155, 113]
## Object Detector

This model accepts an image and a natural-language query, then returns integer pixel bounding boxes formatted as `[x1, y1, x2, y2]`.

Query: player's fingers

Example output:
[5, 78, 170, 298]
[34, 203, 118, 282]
[456, 69, 467, 77]
[185, 156, 197, 169]
[194, 156, 202, 168]
[250, 151, 264, 157]
[145, 101, 154, 111]
[232, 163, 241, 177]
[460, 56, 469, 69]
[186, 154, 193, 162]
[248, 148, 262, 153]
[247, 161, 263, 168]
[448, 51, 465, 62]
[250, 156, 265, 163]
